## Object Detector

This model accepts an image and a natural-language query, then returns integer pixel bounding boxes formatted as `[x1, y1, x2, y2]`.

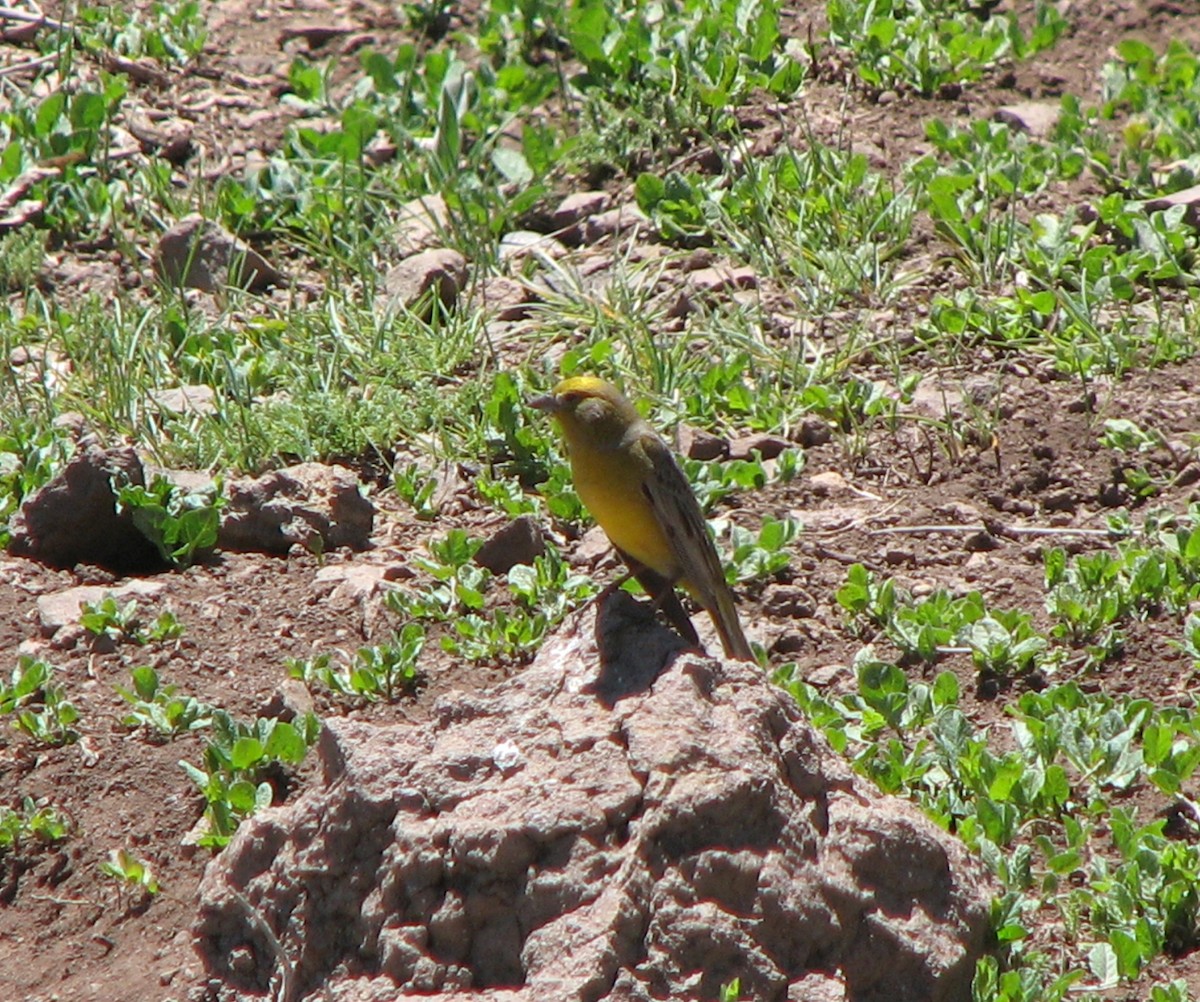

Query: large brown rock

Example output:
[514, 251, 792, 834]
[7, 444, 162, 570]
[195, 595, 993, 1002]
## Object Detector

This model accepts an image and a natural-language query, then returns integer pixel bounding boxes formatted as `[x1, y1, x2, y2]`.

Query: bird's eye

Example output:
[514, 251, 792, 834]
[560, 391, 583, 405]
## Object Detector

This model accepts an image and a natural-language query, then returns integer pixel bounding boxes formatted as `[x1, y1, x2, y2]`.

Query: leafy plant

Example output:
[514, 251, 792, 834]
[826, 0, 1066, 96]
[80, 595, 142, 643]
[76, 1, 208, 64]
[960, 613, 1047, 675]
[100, 848, 161, 896]
[117, 666, 212, 738]
[0, 798, 70, 853]
[180, 710, 320, 849]
[116, 475, 223, 568]
[287, 625, 426, 702]
[726, 517, 799, 584]
[0, 656, 79, 746]
[80, 597, 185, 646]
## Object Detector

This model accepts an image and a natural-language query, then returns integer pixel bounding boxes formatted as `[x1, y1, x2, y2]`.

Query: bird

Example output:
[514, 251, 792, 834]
[530, 375, 754, 661]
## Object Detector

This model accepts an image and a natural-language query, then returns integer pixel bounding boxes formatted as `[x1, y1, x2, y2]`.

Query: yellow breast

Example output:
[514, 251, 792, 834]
[568, 439, 679, 580]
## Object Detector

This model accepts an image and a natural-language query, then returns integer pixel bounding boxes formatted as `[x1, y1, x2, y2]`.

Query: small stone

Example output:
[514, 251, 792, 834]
[681, 248, 718, 272]
[798, 417, 831, 448]
[474, 516, 545, 575]
[964, 531, 1000, 553]
[37, 579, 168, 636]
[688, 264, 758, 293]
[728, 433, 788, 462]
[9, 445, 163, 570]
[478, 275, 535, 321]
[1143, 184, 1200, 229]
[153, 215, 284, 293]
[498, 230, 567, 262]
[668, 264, 759, 318]
[907, 382, 964, 419]
[771, 631, 806, 656]
[314, 563, 393, 603]
[551, 191, 611, 244]
[392, 194, 450, 255]
[676, 424, 728, 461]
[260, 679, 315, 722]
[993, 101, 1061, 138]
[220, 463, 374, 554]
[806, 663, 853, 687]
[382, 248, 467, 317]
[148, 384, 217, 415]
[1042, 490, 1076, 513]
[573, 525, 613, 566]
[126, 114, 193, 163]
[808, 470, 850, 495]
[762, 584, 813, 619]
[584, 202, 648, 242]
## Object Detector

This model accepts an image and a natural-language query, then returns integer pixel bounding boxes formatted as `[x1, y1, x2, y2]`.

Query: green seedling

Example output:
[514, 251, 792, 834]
[116, 666, 212, 738]
[443, 548, 596, 662]
[77, 0, 207, 64]
[100, 848, 161, 896]
[0, 656, 79, 746]
[80, 595, 142, 643]
[888, 590, 984, 664]
[79, 598, 185, 646]
[726, 517, 799, 584]
[146, 610, 186, 642]
[835, 564, 898, 630]
[972, 955, 1083, 1002]
[0, 798, 70, 852]
[392, 462, 440, 519]
[826, 0, 1066, 96]
[960, 613, 1048, 675]
[288, 625, 426, 702]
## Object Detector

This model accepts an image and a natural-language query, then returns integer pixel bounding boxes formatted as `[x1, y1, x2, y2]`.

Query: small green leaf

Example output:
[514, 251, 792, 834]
[230, 737, 265, 770]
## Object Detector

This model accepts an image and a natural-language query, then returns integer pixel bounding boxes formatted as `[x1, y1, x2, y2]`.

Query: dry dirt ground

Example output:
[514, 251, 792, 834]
[3, 1, 1200, 1001]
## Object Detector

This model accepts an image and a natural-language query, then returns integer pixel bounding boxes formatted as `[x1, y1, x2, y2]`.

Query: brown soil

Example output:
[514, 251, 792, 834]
[3, 1, 1200, 1001]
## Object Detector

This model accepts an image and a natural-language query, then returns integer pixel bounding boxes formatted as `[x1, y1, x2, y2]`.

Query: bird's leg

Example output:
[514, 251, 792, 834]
[614, 550, 701, 646]
[575, 563, 634, 615]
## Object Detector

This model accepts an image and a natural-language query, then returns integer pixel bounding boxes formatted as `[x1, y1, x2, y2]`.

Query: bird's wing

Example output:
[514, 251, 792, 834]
[638, 432, 748, 657]
[637, 431, 727, 597]
[638, 432, 752, 660]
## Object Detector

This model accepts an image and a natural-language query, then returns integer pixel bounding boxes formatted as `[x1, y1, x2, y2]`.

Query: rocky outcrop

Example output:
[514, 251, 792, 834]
[218, 463, 373, 554]
[195, 594, 993, 1002]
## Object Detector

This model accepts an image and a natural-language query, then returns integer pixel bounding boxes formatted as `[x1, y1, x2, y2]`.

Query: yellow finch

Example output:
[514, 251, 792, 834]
[531, 376, 753, 661]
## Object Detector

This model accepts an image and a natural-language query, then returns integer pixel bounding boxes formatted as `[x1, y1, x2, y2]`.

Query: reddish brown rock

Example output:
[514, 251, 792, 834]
[196, 594, 994, 1002]
[219, 463, 374, 554]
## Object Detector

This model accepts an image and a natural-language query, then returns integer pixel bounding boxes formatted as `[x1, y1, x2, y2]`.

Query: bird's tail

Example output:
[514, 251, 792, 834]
[709, 585, 753, 661]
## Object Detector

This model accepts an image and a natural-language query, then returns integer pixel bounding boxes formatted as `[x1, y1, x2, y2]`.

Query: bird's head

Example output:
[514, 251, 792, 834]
[529, 376, 643, 444]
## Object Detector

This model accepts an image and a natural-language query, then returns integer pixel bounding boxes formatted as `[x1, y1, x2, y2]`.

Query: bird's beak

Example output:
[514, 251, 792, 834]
[528, 393, 561, 413]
